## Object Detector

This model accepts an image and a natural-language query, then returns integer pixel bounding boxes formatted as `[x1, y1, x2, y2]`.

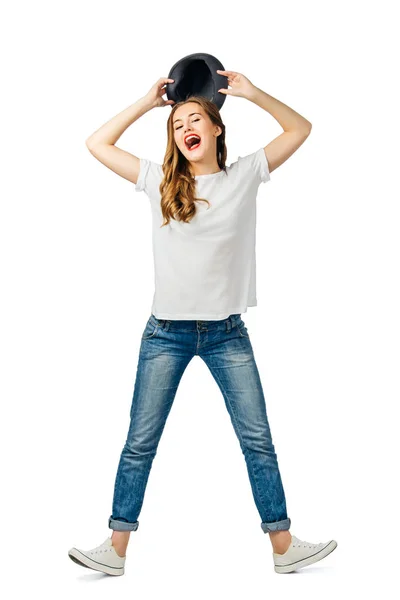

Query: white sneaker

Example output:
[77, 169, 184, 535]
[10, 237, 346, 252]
[68, 537, 126, 576]
[273, 534, 337, 573]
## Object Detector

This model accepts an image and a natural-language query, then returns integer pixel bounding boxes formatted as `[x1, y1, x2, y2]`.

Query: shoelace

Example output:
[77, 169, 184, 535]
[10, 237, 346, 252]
[89, 540, 114, 555]
[292, 536, 320, 549]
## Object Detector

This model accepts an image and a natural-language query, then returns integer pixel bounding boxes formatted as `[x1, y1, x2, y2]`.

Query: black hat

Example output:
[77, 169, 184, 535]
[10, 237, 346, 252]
[166, 53, 228, 110]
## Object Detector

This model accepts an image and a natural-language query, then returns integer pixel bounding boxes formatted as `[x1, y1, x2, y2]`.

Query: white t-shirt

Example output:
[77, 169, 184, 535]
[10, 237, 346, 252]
[135, 147, 270, 320]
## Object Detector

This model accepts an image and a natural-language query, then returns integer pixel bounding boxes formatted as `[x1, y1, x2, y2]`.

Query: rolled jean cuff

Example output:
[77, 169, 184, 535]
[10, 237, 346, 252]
[108, 516, 139, 531]
[260, 517, 291, 533]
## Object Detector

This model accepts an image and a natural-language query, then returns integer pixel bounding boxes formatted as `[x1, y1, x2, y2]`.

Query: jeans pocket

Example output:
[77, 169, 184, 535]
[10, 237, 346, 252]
[141, 318, 160, 340]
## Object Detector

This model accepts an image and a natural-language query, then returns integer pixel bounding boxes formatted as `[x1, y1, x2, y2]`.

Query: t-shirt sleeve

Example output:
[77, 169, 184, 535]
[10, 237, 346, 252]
[135, 158, 164, 200]
[237, 147, 271, 185]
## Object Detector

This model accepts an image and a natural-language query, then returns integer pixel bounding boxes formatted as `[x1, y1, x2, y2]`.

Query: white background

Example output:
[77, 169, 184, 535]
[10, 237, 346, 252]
[1, 0, 399, 597]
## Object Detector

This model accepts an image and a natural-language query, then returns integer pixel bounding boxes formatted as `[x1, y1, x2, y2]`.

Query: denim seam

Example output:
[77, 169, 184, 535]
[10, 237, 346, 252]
[207, 359, 269, 520]
[196, 327, 205, 354]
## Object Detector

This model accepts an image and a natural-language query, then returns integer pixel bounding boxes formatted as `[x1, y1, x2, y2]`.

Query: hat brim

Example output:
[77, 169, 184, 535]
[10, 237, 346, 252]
[166, 53, 228, 110]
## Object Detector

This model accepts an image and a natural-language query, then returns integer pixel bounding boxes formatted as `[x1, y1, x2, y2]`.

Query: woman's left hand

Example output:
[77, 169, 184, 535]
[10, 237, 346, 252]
[216, 70, 257, 99]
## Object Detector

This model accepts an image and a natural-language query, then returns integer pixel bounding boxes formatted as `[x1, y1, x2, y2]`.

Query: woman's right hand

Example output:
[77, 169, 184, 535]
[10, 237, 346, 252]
[144, 77, 176, 108]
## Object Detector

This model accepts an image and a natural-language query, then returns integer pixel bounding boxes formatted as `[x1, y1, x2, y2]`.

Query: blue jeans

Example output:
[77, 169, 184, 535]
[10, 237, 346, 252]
[108, 313, 291, 534]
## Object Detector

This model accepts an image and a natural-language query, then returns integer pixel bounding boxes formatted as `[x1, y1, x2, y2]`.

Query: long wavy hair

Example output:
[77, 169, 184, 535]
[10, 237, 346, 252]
[159, 96, 227, 227]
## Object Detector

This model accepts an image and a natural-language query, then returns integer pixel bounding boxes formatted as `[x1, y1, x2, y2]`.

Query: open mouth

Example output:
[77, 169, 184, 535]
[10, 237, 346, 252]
[185, 134, 201, 151]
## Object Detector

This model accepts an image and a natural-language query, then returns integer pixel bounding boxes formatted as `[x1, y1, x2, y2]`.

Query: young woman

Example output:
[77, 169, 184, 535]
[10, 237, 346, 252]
[68, 71, 337, 575]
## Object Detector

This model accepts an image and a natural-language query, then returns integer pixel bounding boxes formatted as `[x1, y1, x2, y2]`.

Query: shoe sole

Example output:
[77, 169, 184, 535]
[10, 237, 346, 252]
[274, 540, 337, 573]
[68, 548, 125, 576]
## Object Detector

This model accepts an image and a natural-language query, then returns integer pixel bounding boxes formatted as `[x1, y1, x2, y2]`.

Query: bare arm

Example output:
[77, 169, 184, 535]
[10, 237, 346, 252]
[85, 97, 153, 184]
[217, 71, 312, 174]
[85, 78, 174, 185]
[247, 87, 312, 173]
[86, 96, 153, 147]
